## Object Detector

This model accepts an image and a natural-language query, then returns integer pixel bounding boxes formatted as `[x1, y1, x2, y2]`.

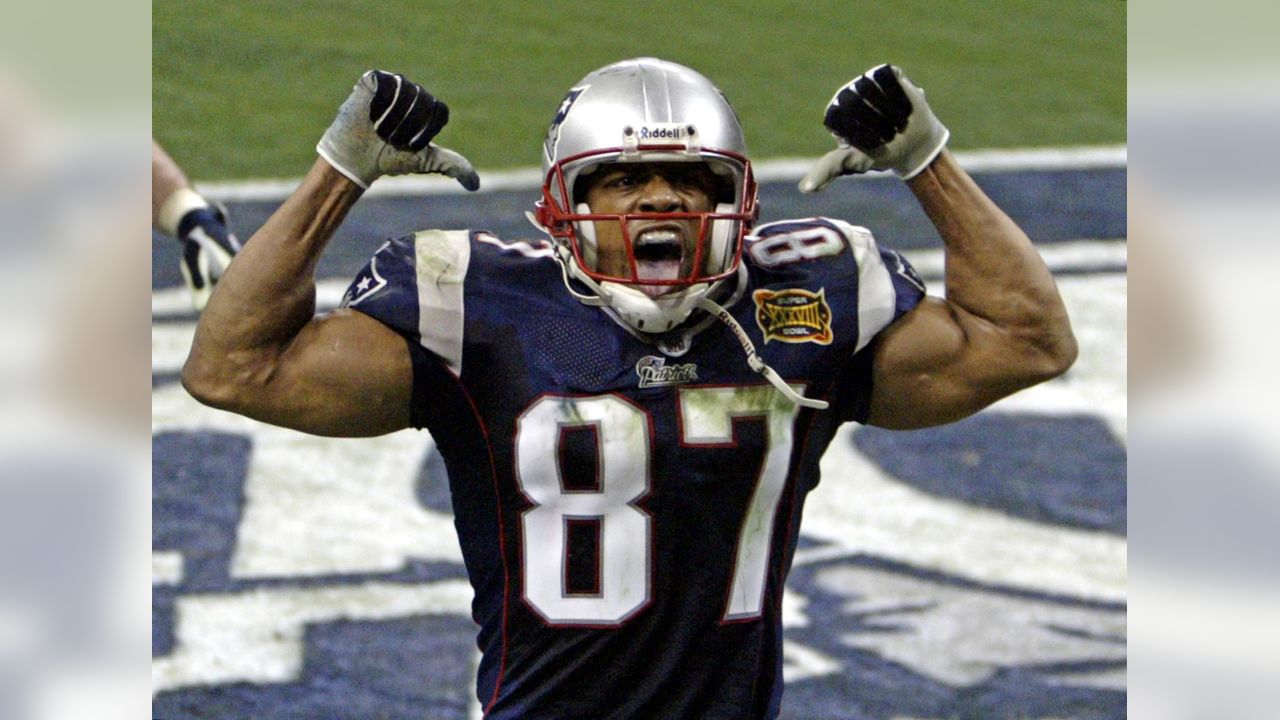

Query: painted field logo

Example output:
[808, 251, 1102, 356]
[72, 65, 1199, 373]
[753, 288, 833, 344]
[635, 356, 698, 388]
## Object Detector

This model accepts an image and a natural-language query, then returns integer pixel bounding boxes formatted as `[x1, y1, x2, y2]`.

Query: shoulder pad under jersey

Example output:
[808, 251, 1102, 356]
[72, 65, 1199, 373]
[746, 217, 926, 351]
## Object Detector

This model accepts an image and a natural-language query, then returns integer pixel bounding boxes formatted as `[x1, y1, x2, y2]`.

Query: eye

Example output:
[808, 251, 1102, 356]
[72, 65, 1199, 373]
[604, 172, 640, 189]
[675, 176, 706, 192]
[670, 169, 714, 193]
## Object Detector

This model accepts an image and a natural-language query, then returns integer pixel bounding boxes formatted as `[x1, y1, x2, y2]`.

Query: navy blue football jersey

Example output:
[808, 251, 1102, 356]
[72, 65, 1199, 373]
[341, 218, 925, 719]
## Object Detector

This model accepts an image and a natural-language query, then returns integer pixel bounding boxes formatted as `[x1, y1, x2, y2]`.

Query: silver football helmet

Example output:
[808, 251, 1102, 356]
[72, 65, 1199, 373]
[534, 57, 758, 334]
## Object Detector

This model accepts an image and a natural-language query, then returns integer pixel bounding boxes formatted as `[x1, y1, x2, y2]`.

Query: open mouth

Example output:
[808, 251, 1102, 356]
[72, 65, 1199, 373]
[632, 229, 685, 297]
[634, 229, 683, 273]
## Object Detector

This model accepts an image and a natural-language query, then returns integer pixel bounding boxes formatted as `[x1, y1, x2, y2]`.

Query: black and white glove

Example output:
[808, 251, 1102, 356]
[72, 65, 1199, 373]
[317, 70, 479, 191]
[799, 64, 949, 193]
[158, 188, 242, 311]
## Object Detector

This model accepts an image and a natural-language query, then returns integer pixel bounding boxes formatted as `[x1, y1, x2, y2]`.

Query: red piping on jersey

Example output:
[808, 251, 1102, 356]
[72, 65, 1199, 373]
[446, 372, 511, 716]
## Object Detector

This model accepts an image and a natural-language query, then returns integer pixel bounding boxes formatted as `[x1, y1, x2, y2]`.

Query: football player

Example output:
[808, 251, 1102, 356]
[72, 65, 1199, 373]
[153, 139, 242, 311]
[183, 59, 1076, 718]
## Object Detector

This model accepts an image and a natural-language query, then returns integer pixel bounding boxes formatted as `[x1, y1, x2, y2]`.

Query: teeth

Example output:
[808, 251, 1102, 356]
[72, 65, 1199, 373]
[636, 229, 680, 246]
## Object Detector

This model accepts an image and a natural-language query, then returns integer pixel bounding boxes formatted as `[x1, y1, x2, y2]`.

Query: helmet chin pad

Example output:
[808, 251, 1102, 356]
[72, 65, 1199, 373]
[599, 280, 708, 333]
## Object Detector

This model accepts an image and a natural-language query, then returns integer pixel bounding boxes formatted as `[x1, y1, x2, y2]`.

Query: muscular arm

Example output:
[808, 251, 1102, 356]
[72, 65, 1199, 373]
[865, 150, 1077, 428]
[181, 159, 414, 436]
[182, 70, 476, 436]
[801, 65, 1076, 427]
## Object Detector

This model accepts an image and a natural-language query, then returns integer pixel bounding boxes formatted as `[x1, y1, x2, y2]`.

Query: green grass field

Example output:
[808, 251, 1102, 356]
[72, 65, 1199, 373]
[154, 1, 1125, 181]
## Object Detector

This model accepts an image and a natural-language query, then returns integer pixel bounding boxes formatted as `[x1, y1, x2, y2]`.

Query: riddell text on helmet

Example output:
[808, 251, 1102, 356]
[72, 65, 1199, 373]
[637, 124, 690, 140]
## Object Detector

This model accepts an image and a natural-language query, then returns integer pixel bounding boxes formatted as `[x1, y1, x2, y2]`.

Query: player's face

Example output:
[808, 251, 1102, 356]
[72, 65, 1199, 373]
[582, 162, 717, 297]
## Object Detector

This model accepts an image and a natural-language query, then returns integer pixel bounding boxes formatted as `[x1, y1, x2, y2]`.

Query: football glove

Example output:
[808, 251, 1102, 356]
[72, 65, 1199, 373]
[799, 64, 949, 193]
[158, 188, 242, 312]
[178, 203, 241, 312]
[317, 70, 479, 191]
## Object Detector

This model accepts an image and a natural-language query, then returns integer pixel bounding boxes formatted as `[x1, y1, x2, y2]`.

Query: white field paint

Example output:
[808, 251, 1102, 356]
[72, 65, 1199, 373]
[193, 146, 1126, 202]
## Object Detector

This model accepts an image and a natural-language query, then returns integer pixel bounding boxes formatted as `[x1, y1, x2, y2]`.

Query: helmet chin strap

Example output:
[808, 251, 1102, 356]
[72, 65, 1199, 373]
[694, 295, 831, 411]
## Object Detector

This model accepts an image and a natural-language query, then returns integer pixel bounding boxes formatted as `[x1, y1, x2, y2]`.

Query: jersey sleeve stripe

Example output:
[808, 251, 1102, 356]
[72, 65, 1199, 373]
[413, 229, 471, 374]
[850, 228, 898, 353]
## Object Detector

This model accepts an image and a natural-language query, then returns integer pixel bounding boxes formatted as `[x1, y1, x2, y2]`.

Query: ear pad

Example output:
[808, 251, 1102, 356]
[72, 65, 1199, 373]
[574, 202, 598, 270]
[707, 203, 736, 275]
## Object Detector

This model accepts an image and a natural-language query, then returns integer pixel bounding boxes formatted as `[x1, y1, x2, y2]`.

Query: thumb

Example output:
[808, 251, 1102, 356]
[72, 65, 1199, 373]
[798, 146, 874, 193]
[422, 145, 481, 192]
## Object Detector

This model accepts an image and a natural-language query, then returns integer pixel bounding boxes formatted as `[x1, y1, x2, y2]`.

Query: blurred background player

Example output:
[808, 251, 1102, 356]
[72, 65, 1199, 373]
[152, 139, 241, 311]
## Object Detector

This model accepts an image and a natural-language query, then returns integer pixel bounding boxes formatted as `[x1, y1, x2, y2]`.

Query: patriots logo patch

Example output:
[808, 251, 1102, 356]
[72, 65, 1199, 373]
[754, 288, 833, 345]
[635, 355, 698, 388]
[341, 253, 388, 307]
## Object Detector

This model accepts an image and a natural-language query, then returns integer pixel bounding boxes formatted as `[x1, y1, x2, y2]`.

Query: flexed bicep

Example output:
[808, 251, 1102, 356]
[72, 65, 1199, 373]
[799, 65, 1075, 430]
[189, 308, 415, 437]
[864, 297, 1064, 430]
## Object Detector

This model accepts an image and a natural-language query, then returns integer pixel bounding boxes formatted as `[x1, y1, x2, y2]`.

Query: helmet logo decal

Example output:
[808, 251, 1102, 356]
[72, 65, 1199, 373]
[753, 288, 833, 345]
[635, 355, 699, 388]
[544, 85, 588, 164]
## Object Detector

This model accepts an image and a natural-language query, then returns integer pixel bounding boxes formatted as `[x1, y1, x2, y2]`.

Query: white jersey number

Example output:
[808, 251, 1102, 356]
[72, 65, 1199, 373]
[748, 224, 845, 268]
[515, 387, 802, 625]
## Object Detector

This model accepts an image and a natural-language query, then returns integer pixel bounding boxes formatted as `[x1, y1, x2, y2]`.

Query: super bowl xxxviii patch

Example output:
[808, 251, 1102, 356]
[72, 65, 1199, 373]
[753, 288, 833, 345]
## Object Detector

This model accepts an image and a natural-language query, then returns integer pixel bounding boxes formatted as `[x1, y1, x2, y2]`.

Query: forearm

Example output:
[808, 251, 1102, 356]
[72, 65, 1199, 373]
[906, 150, 1076, 363]
[152, 140, 194, 229]
[183, 159, 362, 401]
